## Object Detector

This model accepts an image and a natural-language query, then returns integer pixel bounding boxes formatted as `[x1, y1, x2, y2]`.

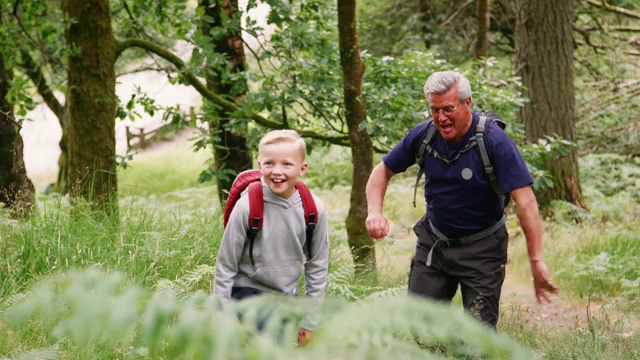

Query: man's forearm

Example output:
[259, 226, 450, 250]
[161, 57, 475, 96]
[366, 163, 391, 213]
[516, 197, 544, 262]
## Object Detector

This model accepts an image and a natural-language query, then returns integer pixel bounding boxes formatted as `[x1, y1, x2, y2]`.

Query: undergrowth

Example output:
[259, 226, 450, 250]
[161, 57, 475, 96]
[2, 138, 640, 359]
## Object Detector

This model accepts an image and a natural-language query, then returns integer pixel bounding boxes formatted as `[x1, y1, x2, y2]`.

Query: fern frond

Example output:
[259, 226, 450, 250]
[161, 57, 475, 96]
[3, 269, 533, 359]
[366, 286, 405, 300]
[10, 343, 60, 360]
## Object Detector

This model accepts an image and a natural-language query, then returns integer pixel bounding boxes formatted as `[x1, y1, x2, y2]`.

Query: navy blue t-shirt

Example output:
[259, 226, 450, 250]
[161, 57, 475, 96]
[383, 111, 533, 236]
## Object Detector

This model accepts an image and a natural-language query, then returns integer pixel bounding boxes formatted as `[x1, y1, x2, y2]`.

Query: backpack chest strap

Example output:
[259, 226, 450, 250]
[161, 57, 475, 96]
[412, 123, 478, 207]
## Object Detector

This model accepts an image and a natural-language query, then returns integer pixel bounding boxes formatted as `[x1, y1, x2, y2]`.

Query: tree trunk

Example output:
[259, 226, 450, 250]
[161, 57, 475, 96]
[200, 0, 252, 205]
[417, 0, 432, 49]
[56, 124, 69, 194]
[0, 51, 35, 217]
[474, 0, 491, 60]
[337, 0, 377, 275]
[62, 0, 117, 213]
[19, 48, 69, 194]
[514, 0, 587, 211]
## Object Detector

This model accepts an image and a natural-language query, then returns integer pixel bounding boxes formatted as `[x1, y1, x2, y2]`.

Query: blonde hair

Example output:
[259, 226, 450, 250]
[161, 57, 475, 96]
[258, 130, 306, 161]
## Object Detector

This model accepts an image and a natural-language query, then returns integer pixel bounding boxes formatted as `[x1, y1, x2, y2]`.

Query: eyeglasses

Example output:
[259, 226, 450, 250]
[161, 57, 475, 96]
[429, 100, 464, 116]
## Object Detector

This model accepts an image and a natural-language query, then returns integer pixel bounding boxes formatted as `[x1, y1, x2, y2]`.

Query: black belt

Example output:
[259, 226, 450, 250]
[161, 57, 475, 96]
[426, 215, 506, 267]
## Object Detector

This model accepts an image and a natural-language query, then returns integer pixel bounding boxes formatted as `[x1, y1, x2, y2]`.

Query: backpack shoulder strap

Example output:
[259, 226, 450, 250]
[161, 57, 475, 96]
[223, 169, 262, 228]
[413, 123, 438, 207]
[295, 180, 317, 260]
[246, 181, 263, 266]
[475, 112, 506, 206]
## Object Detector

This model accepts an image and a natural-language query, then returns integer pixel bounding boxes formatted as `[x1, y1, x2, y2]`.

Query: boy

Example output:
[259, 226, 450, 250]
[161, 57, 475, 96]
[214, 130, 330, 346]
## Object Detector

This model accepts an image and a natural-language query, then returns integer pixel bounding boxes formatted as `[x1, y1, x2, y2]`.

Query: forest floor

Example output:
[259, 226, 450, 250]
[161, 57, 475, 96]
[30, 126, 639, 340]
[384, 231, 640, 339]
[500, 270, 639, 338]
[121, 132, 640, 341]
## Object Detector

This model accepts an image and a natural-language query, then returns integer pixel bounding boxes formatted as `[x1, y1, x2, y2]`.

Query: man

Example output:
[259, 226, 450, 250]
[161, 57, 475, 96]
[365, 71, 558, 328]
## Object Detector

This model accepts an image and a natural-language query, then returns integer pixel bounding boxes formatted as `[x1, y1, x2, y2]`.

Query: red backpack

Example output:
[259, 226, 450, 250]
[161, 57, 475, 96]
[223, 169, 318, 265]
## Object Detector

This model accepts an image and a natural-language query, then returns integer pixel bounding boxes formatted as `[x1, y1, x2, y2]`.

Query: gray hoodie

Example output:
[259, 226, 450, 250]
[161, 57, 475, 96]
[214, 179, 329, 330]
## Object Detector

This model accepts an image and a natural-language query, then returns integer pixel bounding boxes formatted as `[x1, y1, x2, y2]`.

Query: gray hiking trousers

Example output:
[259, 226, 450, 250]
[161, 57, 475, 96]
[408, 216, 509, 329]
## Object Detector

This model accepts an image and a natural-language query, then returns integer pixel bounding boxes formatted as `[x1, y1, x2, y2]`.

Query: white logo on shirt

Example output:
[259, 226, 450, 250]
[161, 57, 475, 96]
[461, 168, 473, 180]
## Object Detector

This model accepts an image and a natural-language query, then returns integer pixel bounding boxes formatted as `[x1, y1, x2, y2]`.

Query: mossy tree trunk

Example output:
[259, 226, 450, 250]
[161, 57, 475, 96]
[199, 0, 252, 205]
[514, 0, 587, 211]
[0, 51, 35, 217]
[337, 0, 377, 275]
[62, 0, 117, 214]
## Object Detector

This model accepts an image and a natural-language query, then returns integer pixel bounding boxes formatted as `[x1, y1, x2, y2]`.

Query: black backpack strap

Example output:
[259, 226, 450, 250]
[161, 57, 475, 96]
[413, 124, 437, 207]
[295, 180, 317, 261]
[475, 112, 506, 206]
[246, 181, 264, 266]
[305, 214, 316, 260]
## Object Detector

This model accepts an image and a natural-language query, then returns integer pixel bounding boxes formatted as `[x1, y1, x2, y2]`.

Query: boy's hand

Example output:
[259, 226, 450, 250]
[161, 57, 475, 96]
[297, 328, 312, 346]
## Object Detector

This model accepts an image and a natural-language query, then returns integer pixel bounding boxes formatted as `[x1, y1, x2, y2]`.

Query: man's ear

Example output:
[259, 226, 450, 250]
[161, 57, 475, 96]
[299, 163, 308, 176]
[462, 97, 473, 115]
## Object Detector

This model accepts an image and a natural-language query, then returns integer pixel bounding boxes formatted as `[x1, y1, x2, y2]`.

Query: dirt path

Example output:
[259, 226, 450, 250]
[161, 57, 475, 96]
[500, 270, 639, 338]
[381, 234, 638, 337]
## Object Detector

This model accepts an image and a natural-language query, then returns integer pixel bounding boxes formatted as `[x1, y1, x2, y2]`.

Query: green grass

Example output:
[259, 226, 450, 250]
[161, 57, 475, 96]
[2, 138, 640, 359]
[507, 154, 640, 307]
[499, 301, 640, 360]
[2, 133, 219, 298]
[500, 153, 640, 359]
[0, 186, 221, 297]
[118, 132, 212, 197]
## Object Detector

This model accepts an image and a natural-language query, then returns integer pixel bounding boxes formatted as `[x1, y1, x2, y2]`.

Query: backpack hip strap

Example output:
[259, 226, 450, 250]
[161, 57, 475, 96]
[425, 215, 506, 267]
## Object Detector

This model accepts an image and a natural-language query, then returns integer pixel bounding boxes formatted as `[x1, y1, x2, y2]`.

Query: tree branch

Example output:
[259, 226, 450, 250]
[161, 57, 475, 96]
[115, 37, 351, 145]
[440, 0, 476, 28]
[19, 48, 65, 121]
[583, 0, 640, 19]
[572, 24, 607, 50]
[122, 1, 153, 40]
[9, 2, 55, 66]
[115, 65, 174, 77]
[238, 35, 266, 77]
[0, 109, 21, 128]
[575, 24, 640, 32]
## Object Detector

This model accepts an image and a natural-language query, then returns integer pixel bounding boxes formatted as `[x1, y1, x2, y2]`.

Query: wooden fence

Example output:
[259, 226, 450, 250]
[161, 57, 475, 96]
[125, 104, 196, 150]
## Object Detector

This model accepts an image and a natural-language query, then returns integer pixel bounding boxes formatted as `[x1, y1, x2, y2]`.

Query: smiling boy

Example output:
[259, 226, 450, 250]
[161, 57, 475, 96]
[214, 130, 329, 345]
